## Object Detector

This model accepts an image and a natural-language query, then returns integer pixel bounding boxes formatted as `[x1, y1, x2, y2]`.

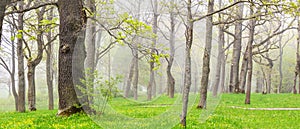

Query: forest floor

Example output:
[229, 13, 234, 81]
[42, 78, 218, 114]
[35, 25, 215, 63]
[0, 93, 300, 129]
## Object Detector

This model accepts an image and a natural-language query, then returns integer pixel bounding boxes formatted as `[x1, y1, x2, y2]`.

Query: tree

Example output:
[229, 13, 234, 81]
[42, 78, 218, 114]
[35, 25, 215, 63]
[17, 1, 25, 113]
[180, 0, 193, 126]
[198, 0, 214, 109]
[229, 0, 244, 93]
[25, 6, 47, 111]
[0, 0, 11, 45]
[148, 0, 158, 100]
[56, 0, 87, 116]
[245, 1, 255, 104]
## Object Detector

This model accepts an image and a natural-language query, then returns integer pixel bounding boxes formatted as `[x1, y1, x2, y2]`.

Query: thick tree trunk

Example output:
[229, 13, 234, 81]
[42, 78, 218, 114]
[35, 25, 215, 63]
[229, 1, 244, 93]
[57, 0, 87, 116]
[245, 3, 254, 104]
[198, 0, 214, 109]
[180, 0, 193, 126]
[17, 2, 25, 113]
[27, 65, 36, 111]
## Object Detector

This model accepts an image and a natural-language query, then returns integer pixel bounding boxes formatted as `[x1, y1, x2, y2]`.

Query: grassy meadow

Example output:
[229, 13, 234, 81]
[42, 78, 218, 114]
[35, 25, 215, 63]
[0, 93, 300, 129]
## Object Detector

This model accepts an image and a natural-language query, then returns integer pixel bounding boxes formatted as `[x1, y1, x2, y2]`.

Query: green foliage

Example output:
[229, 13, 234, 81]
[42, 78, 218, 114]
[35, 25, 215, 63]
[77, 69, 122, 113]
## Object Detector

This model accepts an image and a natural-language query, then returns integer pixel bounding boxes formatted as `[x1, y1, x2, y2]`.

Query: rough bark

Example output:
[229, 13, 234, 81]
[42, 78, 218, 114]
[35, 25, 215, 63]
[229, 0, 244, 93]
[17, 2, 25, 113]
[245, 3, 254, 104]
[180, 0, 193, 126]
[57, 0, 87, 116]
[198, 0, 214, 109]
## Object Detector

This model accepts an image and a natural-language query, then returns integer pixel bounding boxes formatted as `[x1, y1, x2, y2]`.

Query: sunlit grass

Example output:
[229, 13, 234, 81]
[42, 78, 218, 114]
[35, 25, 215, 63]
[0, 93, 300, 128]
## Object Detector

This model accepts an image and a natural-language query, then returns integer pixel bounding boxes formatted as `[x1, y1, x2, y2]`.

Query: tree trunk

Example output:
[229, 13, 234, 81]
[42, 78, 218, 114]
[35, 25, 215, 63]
[167, 11, 176, 98]
[148, 0, 158, 100]
[0, 0, 10, 45]
[278, 32, 283, 94]
[297, 17, 300, 94]
[239, 49, 248, 93]
[245, 3, 254, 104]
[229, 0, 244, 93]
[124, 58, 135, 98]
[27, 8, 46, 111]
[198, 0, 214, 109]
[84, 0, 96, 104]
[46, 9, 54, 110]
[180, 0, 193, 126]
[213, 2, 224, 96]
[133, 48, 139, 100]
[57, 0, 87, 116]
[27, 65, 37, 111]
[17, 2, 25, 113]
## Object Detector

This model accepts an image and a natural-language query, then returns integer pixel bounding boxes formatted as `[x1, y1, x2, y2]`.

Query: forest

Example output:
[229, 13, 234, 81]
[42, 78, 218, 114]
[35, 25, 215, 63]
[0, 0, 300, 128]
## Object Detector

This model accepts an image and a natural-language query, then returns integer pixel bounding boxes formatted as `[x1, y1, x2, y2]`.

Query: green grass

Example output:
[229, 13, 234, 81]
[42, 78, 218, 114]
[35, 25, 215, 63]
[1, 93, 300, 128]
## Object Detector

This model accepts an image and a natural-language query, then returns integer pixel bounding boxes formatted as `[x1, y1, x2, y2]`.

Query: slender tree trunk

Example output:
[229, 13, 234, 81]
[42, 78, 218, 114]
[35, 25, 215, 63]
[133, 48, 139, 100]
[57, 0, 87, 116]
[17, 2, 25, 113]
[198, 0, 214, 109]
[180, 0, 193, 126]
[148, 0, 158, 100]
[0, 0, 10, 45]
[239, 49, 248, 93]
[167, 11, 176, 98]
[245, 3, 255, 104]
[27, 8, 46, 111]
[229, 0, 244, 93]
[124, 58, 135, 97]
[278, 34, 283, 94]
[213, 1, 224, 96]
[46, 9, 54, 110]
[85, 0, 96, 104]
[297, 17, 300, 94]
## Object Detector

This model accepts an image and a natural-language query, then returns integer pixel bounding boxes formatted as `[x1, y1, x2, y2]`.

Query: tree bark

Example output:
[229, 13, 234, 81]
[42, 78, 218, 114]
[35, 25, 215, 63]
[124, 58, 135, 98]
[84, 0, 96, 104]
[0, 0, 10, 45]
[239, 49, 248, 93]
[17, 1, 25, 113]
[27, 7, 46, 111]
[229, 0, 244, 93]
[245, 2, 255, 104]
[180, 0, 193, 126]
[167, 11, 176, 98]
[213, 0, 224, 96]
[148, 0, 158, 100]
[46, 8, 54, 110]
[57, 0, 87, 116]
[133, 49, 139, 100]
[198, 0, 214, 109]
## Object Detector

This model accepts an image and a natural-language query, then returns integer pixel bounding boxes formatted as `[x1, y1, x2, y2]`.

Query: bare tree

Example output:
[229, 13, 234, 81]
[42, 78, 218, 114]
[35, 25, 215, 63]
[198, 0, 214, 109]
